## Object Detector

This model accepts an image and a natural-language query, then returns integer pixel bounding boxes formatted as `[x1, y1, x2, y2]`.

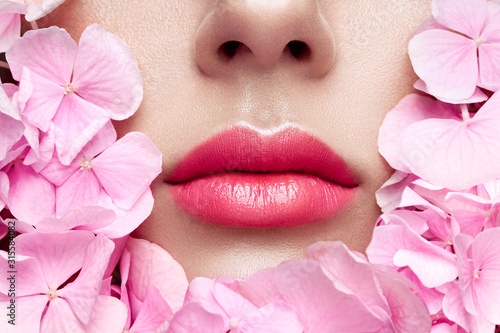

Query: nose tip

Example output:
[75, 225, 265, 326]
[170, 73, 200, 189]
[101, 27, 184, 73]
[194, 0, 335, 78]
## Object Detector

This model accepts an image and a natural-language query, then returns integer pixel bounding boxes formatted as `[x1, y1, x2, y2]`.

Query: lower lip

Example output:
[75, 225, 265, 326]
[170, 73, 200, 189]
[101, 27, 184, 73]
[169, 172, 356, 228]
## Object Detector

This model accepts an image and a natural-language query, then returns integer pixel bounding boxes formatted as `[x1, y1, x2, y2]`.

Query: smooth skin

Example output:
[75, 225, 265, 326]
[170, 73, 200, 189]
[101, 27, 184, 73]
[45, 0, 431, 280]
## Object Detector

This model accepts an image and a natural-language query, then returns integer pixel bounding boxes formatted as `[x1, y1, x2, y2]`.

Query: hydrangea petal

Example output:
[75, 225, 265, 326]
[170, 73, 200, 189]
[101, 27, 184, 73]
[93, 188, 154, 238]
[478, 41, 500, 91]
[72, 24, 143, 120]
[40, 297, 84, 333]
[241, 302, 303, 333]
[8, 163, 55, 224]
[20, 66, 64, 132]
[6, 26, 75, 84]
[52, 94, 109, 165]
[92, 132, 162, 210]
[129, 287, 172, 333]
[409, 29, 478, 100]
[0, 11, 21, 55]
[367, 224, 457, 288]
[431, 0, 487, 37]
[166, 302, 225, 333]
[0, 254, 47, 296]
[80, 296, 127, 333]
[125, 237, 188, 312]
[36, 206, 116, 233]
[470, 228, 500, 323]
[378, 94, 460, 172]
[16, 231, 95, 291]
[24, 0, 67, 21]
[60, 234, 114, 325]
[0, 295, 47, 333]
[398, 92, 500, 190]
[413, 79, 488, 104]
[55, 165, 104, 217]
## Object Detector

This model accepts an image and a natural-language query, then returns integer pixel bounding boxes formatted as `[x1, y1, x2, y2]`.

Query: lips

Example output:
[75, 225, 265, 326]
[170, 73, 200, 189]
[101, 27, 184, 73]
[165, 125, 358, 228]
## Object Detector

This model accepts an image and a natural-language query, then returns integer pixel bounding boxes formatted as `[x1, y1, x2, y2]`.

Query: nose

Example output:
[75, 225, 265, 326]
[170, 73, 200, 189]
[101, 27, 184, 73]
[194, 0, 335, 78]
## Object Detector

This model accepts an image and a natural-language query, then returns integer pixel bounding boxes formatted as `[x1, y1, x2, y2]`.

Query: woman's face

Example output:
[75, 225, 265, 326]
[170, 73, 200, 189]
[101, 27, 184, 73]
[45, 0, 430, 280]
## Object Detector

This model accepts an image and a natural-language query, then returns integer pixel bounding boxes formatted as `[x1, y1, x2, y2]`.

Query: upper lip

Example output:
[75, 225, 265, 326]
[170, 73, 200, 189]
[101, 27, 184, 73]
[165, 124, 358, 187]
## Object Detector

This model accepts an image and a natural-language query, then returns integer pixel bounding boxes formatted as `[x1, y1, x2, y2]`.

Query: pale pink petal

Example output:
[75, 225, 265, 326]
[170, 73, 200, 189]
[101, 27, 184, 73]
[72, 24, 143, 120]
[93, 188, 154, 238]
[79, 295, 127, 333]
[454, 233, 479, 316]
[80, 121, 116, 160]
[166, 303, 225, 333]
[478, 39, 500, 91]
[24, 0, 66, 21]
[104, 235, 129, 278]
[40, 154, 82, 186]
[60, 234, 114, 325]
[431, 0, 487, 37]
[128, 287, 173, 333]
[20, 66, 64, 132]
[442, 281, 496, 333]
[375, 270, 432, 333]
[408, 30, 478, 100]
[470, 228, 500, 323]
[378, 94, 460, 172]
[238, 268, 282, 308]
[92, 132, 162, 210]
[29, 124, 55, 173]
[0, 99, 24, 161]
[367, 224, 457, 288]
[375, 171, 418, 212]
[36, 206, 115, 233]
[52, 94, 109, 165]
[0, 295, 47, 332]
[126, 237, 189, 312]
[413, 80, 488, 104]
[0, 254, 47, 296]
[212, 281, 256, 319]
[16, 231, 95, 290]
[8, 163, 55, 224]
[0, 171, 9, 209]
[0, 11, 21, 55]
[273, 260, 383, 332]
[306, 242, 390, 314]
[40, 297, 84, 333]
[184, 277, 224, 316]
[0, 83, 20, 119]
[398, 111, 500, 190]
[451, 210, 488, 238]
[55, 166, 104, 217]
[241, 302, 303, 333]
[6, 26, 75, 84]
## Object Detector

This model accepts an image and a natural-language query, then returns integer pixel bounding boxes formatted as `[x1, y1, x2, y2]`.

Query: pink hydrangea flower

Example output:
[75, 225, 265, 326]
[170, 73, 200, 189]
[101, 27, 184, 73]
[0, 232, 127, 332]
[0, 1, 26, 52]
[408, 0, 500, 100]
[6, 24, 143, 165]
[454, 228, 500, 326]
[180, 277, 303, 333]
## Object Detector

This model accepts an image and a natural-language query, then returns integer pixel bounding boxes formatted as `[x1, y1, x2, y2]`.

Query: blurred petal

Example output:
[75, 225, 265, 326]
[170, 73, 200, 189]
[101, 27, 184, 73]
[0, 295, 47, 333]
[166, 303, 225, 333]
[128, 287, 172, 333]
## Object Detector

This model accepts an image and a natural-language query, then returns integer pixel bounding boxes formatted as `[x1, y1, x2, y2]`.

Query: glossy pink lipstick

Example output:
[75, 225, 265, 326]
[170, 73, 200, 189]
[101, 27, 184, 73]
[166, 125, 358, 228]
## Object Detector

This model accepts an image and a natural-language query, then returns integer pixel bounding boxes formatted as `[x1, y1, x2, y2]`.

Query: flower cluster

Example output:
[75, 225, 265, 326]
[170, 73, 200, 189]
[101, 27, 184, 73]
[0, 0, 499, 332]
[371, 0, 500, 332]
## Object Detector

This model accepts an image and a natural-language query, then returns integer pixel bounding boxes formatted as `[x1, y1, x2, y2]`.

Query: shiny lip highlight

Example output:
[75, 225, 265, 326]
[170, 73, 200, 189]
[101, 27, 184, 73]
[165, 123, 359, 228]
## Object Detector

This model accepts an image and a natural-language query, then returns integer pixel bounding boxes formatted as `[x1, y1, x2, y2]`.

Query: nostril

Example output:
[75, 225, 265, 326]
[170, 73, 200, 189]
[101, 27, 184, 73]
[219, 40, 242, 59]
[286, 40, 311, 60]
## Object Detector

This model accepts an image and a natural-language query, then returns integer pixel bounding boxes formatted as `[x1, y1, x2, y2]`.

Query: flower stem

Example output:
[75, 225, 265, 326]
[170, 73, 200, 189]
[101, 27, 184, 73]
[0, 61, 10, 70]
[460, 104, 470, 122]
[30, 20, 39, 30]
